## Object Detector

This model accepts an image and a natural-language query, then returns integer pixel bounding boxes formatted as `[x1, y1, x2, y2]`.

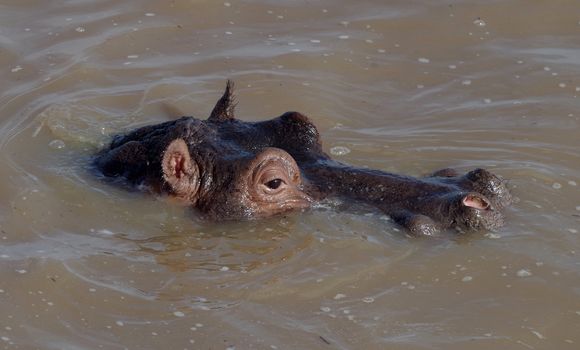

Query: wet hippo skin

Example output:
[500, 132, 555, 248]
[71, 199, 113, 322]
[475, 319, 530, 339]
[95, 81, 512, 236]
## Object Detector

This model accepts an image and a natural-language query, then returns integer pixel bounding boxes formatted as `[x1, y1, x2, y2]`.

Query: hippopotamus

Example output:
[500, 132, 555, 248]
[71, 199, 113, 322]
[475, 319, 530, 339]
[95, 81, 512, 236]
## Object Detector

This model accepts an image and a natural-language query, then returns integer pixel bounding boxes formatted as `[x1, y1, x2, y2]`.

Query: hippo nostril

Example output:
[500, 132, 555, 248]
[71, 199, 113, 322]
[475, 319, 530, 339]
[462, 194, 490, 210]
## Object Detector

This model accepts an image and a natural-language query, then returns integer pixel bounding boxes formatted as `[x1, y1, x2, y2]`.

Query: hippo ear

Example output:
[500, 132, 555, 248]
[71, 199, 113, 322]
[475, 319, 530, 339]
[208, 80, 236, 122]
[162, 139, 197, 197]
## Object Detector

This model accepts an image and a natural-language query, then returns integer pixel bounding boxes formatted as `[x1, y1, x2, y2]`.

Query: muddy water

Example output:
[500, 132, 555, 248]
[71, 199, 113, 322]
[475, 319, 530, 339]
[1, 0, 579, 349]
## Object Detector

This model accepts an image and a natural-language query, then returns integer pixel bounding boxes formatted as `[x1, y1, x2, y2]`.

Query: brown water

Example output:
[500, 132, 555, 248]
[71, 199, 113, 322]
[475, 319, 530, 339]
[1, 0, 579, 349]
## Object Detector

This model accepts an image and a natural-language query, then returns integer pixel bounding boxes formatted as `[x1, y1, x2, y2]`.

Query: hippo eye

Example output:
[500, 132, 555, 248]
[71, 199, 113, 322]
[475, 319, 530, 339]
[265, 178, 284, 190]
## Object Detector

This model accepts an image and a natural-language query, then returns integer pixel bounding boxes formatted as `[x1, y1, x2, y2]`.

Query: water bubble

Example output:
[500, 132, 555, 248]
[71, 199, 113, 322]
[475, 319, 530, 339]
[473, 18, 486, 27]
[552, 182, 562, 190]
[516, 269, 532, 277]
[531, 330, 546, 340]
[49, 139, 65, 149]
[330, 146, 350, 156]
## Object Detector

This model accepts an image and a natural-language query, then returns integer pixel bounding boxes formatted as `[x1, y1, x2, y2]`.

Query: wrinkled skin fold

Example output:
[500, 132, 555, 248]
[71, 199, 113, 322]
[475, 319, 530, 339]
[95, 81, 512, 236]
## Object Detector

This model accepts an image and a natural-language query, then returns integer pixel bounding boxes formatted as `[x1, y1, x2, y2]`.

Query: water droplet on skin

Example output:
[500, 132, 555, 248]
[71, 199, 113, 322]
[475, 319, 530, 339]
[49, 139, 65, 149]
[516, 269, 532, 277]
[330, 146, 350, 156]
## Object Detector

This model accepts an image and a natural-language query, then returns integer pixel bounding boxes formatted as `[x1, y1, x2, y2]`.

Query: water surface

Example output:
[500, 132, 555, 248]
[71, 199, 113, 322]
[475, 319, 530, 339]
[1, 1, 579, 349]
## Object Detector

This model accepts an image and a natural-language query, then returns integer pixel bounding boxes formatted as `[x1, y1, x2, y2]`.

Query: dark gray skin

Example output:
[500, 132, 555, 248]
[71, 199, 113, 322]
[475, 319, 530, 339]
[95, 81, 512, 236]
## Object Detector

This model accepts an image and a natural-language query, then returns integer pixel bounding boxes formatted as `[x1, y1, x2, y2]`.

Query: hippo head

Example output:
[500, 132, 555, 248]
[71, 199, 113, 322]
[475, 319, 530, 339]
[160, 139, 312, 219]
[95, 81, 512, 235]
[96, 81, 322, 220]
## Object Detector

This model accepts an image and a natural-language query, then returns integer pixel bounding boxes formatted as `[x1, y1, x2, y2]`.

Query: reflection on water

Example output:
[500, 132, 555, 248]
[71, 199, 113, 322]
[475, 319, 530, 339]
[1, 0, 579, 349]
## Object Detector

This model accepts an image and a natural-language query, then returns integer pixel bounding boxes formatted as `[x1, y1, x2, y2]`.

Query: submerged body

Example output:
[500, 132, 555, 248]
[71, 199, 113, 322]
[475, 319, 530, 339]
[95, 81, 512, 236]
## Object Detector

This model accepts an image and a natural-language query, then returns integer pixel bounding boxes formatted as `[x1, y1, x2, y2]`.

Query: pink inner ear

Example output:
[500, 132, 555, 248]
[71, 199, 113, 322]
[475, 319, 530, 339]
[463, 194, 489, 210]
[172, 154, 185, 179]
